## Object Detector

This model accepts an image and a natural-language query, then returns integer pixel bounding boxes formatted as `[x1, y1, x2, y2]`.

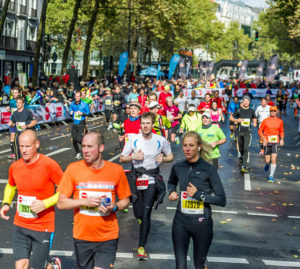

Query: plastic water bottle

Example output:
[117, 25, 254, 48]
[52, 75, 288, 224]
[102, 197, 111, 207]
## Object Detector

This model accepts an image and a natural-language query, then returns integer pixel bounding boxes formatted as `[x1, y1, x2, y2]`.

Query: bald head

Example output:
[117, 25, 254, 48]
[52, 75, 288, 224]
[83, 132, 104, 147]
[19, 130, 39, 163]
[19, 130, 37, 143]
[82, 132, 105, 166]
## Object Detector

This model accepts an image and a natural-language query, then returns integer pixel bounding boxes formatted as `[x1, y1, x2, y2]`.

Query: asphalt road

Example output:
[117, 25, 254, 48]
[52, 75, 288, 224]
[0, 102, 300, 269]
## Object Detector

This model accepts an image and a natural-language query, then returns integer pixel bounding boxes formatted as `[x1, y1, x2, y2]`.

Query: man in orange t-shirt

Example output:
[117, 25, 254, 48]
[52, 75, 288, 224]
[258, 106, 284, 183]
[0, 130, 63, 269]
[57, 132, 131, 269]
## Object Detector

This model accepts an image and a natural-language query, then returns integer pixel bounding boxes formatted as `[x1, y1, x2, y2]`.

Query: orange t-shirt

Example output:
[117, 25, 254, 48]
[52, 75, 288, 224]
[57, 160, 131, 242]
[8, 154, 63, 232]
[258, 117, 284, 143]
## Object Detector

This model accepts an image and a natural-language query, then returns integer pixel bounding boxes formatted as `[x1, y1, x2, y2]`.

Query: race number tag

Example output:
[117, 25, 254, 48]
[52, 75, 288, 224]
[74, 113, 82, 121]
[105, 100, 112, 106]
[79, 191, 112, 217]
[17, 195, 38, 219]
[181, 191, 204, 215]
[241, 118, 250, 127]
[114, 100, 120, 106]
[16, 122, 26, 132]
[125, 133, 134, 143]
[268, 135, 278, 143]
[136, 174, 149, 190]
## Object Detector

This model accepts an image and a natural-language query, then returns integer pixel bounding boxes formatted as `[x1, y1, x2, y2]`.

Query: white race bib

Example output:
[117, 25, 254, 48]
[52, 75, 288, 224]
[268, 135, 278, 143]
[105, 100, 112, 106]
[181, 191, 204, 215]
[136, 174, 149, 190]
[74, 113, 82, 121]
[17, 195, 38, 218]
[241, 118, 250, 127]
[79, 191, 112, 217]
[16, 122, 26, 132]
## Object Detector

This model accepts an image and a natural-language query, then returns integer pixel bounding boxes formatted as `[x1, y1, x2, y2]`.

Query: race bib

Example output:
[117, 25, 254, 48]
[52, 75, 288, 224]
[74, 113, 82, 121]
[16, 122, 26, 132]
[241, 118, 250, 127]
[136, 174, 149, 190]
[268, 135, 278, 143]
[17, 195, 38, 219]
[105, 100, 112, 106]
[114, 100, 120, 106]
[79, 190, 112, 217]
[181, 191, 204, 215]
[125, 133, 134, 143]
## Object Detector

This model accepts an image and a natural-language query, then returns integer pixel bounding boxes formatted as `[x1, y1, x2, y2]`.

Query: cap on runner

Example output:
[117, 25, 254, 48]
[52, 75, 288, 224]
[270, 106, 278, 112]
[242, 95, 250, 101]
[202, 112, 211, 118]
[188, 104, 196, 111]
[129, 101, 141, 109]
[148, 101, 160, 109]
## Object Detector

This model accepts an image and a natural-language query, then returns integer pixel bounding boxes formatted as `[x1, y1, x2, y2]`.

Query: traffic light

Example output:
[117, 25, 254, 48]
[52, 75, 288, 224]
[255, 31, 259, 41]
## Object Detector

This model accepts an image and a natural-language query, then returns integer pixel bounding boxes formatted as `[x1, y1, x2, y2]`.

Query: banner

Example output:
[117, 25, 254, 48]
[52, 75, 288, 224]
[206, 62, 214, 79]
[256, 61, 264, 78]
[168, 54, 180, 80]
[157, 64, 161, 80]
[118, 52, 128, 77]
[185, 57, 192, 78]
[178, 56, 186, 80]
[266, 55, 278, 82]
[239, 60, 248, 80]
[232, 88, 292, 98]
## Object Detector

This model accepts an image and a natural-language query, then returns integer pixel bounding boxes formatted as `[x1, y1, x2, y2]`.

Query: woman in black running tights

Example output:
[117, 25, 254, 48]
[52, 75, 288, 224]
[168, 131, 226, 269]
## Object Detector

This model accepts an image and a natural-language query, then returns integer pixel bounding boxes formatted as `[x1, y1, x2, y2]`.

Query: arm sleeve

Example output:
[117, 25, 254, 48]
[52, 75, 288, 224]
[162, 137, 172, 156]
[168, 165, 178, 193]
[43, 192, 59, 209]
[180, 116, 186, 129]
[2, 183, 17, 206]
[194, 166, 226, 207]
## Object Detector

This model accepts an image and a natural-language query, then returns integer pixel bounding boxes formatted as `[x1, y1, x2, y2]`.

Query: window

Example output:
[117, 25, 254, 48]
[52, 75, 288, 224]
[4, 21, 14, 37]
[30, 0, 37, 9]
[28, 26, 36, 40]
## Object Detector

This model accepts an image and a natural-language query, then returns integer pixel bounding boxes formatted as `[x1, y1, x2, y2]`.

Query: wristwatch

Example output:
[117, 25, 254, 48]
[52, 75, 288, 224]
[112, 204, 118, 212]
[200, 192, 205, 202]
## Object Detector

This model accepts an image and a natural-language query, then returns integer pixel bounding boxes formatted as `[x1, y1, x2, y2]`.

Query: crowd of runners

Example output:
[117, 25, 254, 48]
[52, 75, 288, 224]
[1, 77, 300, 269]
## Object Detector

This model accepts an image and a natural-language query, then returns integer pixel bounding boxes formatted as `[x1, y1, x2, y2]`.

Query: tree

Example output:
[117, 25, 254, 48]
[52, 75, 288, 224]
[61, 0, 82, 76]
[0, 0, 10, 36]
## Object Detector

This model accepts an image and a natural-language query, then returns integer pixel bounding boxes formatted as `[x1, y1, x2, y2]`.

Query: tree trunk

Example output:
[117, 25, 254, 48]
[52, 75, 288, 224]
[132, 30, 138, 76]
[60, 0, 82, 77]
[98, 45, 102, 77]
[32, 0, 49, 87]
[0, 0, 10, 36]
[81, 0, 101, 80]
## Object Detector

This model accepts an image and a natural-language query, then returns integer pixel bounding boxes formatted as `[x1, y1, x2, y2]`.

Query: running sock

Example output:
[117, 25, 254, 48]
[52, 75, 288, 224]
[270, 164, 276, 177]
[10, 142, 14, 154]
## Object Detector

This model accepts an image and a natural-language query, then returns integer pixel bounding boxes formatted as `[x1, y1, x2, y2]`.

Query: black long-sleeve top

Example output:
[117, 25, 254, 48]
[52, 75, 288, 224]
[168, 157, 226, 216]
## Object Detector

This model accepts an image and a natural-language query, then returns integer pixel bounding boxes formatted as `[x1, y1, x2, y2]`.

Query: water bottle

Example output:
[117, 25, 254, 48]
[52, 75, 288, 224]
[102, 197, 111, 207]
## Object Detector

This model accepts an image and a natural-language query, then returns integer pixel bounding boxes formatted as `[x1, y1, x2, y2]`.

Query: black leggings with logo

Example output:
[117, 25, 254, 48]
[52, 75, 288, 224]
[172, 211, 213, 269]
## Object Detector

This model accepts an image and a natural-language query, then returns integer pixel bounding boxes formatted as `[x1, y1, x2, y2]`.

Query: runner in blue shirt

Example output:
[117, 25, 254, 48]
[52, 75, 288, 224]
[228, 96, 240, 139]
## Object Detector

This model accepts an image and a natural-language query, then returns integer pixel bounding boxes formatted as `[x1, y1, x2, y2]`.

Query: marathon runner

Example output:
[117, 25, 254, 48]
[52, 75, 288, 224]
[7, 87, 20, 159]
[174, 91, 187, 114]
[187, 90, 200, 108]
[258, 106, 284, 183]
[8, 97, 37, 160]
[197, 112, 226, 169]
[230, 96, 257, 173]
[168, 131, 226, 269]
[210, 100, 224, 127]
[112, 86, 126, 123]
[120, 112, 173, 260]
[180, 104, 202, 133]
[198, 93, 211, 113]
[57, 132, 131, 269]
[0, 130, 63, 269]
[227, 96, 239, 139]
[69, 91, 90, 159]
[102, 87, 114, 130]
[255, 97, 270, 155]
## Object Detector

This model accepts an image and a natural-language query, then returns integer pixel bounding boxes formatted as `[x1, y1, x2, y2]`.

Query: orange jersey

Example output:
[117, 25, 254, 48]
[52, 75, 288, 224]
[258, 117, 284, 143]
[57, 160, 131, 242]
[8, 154, 63, 232]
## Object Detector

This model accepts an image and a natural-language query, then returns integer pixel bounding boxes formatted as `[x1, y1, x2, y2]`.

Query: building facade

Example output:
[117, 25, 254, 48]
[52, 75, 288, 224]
[0, 0, 43, 85]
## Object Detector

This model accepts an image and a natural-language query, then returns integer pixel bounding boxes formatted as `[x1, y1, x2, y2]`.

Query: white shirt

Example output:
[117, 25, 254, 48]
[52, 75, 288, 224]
[175, 96, 187, 111]
[255, 105, 270, 124]
[122, 133, 171, 170]
[187, 98, 200, 109]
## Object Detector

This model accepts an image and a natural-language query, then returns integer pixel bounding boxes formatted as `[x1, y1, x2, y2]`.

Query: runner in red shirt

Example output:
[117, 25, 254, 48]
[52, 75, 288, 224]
[198, 93, 211, 113]
[138, 88, 148, 107]
[211, 91, 223, 108]
[266, 94, 275, 106]
[158, 85, 172, 108]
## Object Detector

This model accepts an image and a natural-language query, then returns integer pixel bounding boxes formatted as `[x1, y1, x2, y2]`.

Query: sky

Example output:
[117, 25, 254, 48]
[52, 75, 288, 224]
[241, 0, 268, 8]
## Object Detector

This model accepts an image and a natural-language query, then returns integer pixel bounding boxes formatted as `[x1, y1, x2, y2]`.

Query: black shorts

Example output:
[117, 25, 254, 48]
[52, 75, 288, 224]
[170, 125, 179, 134]
[13, 225, 51, 268]
[264, 143, 278, 155]
[74, 238, 118, 269]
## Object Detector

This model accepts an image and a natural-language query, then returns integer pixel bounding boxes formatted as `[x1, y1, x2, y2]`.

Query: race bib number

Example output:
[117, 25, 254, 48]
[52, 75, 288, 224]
[136, 174, 149, 190]
[241, 118, 250, 127]
[17, 195, 38, 219]
[125, 133, 134, 143]
[181, 191, 204, 215]
[74, 113, 82, 121]
[79, 191, 112, 217]
[114, 100, 120, 106]
[105, 100, 112, 106]
[16, 122, 26, 132]
[268, 135, 278, 143]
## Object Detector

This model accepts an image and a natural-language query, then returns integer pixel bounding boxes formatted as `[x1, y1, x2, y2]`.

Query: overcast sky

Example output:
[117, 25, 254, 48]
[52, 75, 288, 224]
[241, 0, 268, 8]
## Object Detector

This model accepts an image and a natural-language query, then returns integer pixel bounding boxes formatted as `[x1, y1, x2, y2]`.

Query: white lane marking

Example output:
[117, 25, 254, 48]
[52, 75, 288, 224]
[50, 250, 73, 256]
[288, 216, 300, 219]
[108, 153, 121, 162]
[166, 206, 176, 210]
[247, 212, 278, 217]
[116, 252, 133, 258]
[244, 173, 251, 191]
[207, 257, 249, 264]
[50, 134, 71, 141]
[0, 179, 8, 184]
[212, 210, 238, 214]
[0, 248, 13, 254]
[0, 149, 10, 154]
[262, 260, 300, 267]
[88, 126, 100, 130]
[46, 148, 72, 157]
[149, 254, 191, 261]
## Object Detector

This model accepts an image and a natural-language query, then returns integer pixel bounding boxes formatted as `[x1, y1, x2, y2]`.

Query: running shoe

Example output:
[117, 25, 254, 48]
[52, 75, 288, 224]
[234, 136, 237, 141]
[138, 219, 142, 224]
[75, 153, 82, 160]
[49, 257, 62, 269]
[241, 166, 249, 173]
[8, 153, 15, 159]
[267, 176, 274, 183]
[230, 133, 234, 138]
[122, 208, 128, 213]
[237, 152, 241, 159]
[264, 163, 270, 172]
[137, 247, 148, 261]
[259, 149, 264, 156]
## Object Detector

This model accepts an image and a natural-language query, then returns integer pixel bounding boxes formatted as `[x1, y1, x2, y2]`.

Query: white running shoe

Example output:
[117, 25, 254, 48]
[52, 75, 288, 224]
[75, 153, 82, 159]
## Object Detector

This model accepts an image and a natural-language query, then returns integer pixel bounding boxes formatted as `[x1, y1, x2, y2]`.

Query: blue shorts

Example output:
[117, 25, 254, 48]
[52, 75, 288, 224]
[9, 126, 17, 133]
